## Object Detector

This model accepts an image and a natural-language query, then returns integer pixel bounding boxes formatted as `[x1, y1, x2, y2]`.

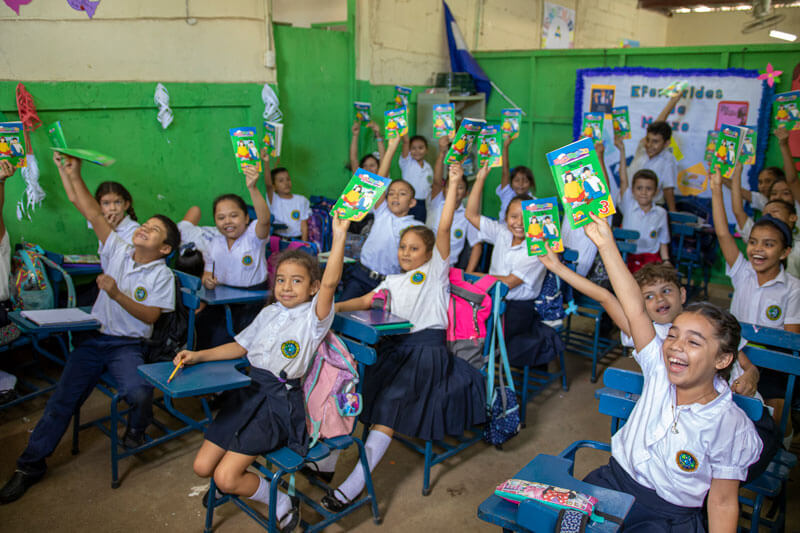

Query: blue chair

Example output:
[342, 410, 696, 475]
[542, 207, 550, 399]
[667, 212, 706, 299]
[203, 336, 381, 532]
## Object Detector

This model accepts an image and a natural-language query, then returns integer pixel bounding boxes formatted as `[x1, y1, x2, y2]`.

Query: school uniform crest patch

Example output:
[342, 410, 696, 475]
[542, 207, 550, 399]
[134, 286, 147, 302]
[454, 228, 464, 239]
[242, 255, 254, 266]
[411, 271, 426, 284]
[291, 210, 300, 220]
[676, 450, 698, 472]
[281, 340, 299, 359]
[649, 230, 657, 239]
[766, 305, 782, 321]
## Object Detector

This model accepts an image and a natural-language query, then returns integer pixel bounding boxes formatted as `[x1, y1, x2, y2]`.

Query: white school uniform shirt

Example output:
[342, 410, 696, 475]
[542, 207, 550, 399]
[560, 220, 597, 277]
[627, 145, 678, 206]
[269, 194, 311, 238]
[426, 192, 479, 265]
[359, 202, 417, 275]
[235, 293, 334, 381]
[736, 216, 800, 278]
[620, 189, 670, 255]
[612, 336, 761, 508]
[0, 231, 9, 301]
[398, 153, 433, 201]
[727, 253, 800, 328]
[91, 231, 175, 339]
[374, 247, 449, 333]
[203, 220, 268, 287]
[478, 216, 546, 301]
[177, 220, 221, 255]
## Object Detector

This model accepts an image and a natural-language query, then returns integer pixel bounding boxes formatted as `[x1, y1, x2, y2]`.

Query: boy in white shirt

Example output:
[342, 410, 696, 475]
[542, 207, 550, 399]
[399, 134, 433, 222]
[261, 150, 310, 241]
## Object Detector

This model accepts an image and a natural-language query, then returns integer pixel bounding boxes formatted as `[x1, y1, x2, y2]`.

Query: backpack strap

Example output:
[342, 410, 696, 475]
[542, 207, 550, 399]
[304, 340, 326, 448]
[37, 254, 77, 308]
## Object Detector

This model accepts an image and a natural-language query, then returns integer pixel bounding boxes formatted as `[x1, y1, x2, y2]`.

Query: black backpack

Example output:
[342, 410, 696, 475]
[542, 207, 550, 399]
[142, 274, 190, 364]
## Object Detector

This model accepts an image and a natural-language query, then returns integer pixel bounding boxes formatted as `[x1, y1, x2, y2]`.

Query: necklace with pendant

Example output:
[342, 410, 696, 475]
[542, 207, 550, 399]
[671, 389, 716, 434]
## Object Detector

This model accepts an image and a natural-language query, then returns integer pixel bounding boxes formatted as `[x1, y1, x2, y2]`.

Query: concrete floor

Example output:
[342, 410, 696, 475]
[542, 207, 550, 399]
[0, 285, 797, 532]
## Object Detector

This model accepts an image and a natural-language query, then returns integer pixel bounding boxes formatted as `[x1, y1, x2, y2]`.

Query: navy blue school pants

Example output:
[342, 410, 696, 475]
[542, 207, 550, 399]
[17, 334, 152, 474]
[339, 263, 382, 302]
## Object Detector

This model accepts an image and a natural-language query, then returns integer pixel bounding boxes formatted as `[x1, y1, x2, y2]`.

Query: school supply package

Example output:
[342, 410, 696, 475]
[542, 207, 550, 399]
[547, 137, 616, 229]
[580, 112, 603, 141]
[384, 107, 408, 139]
[477, 125, 503, 168]
[432, 103, 456, 139]
[229, 127, 261, 173]
[394, 85, 412, 108]
[262, 120, 283, 158]
[710, 123, 746, 179]
[740, 126, 757, 165]
[331, 168, 392, 222]
[501, 108, 521, 140]
[446, 118, 486, 165]
[0, 122, 27, 169]
[303, 331, 361, 447]
[703, 130, 719, 164]
[521, 197, 563, 256]
[46, 121, 116, 167]
[773, 90, 800, 131]
[611, 106, 630, 139]
[446, 269, 497, 369]
[354, 101, 372, 124]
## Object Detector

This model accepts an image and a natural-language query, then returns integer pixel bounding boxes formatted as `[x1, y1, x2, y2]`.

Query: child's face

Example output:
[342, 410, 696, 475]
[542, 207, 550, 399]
[746, 225, 790, 273]
[505, 200, 525, 240]
[99, 192, 130, 228]
[409, 139, 428, 161]
[757, 170, 777, 196]
[273, 170, 292, 196]
[363, 157, 379, 174]
[662, 312, 732, 389]
[644, 132, 667, 158]
[769, 181, 794, 205]
[274, 260, 318, 308]
[214, 199, 249, 241]
[632, 178, 657, 207]
[763, 202, 797, 228]
[445, 178, 468, 204]
[511, 172, 532, 195]
[640, 280, 685, 324]
[132, 217, 172, 256]
[397, 231, 432, 272]
[386, 181, 416, 216]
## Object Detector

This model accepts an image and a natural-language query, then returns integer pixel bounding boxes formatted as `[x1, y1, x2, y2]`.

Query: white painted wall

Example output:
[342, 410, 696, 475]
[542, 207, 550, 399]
[666, 7, 800, 47]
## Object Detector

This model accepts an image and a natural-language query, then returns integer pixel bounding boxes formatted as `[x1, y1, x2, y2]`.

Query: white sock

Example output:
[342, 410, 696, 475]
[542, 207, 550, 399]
[335, 430, 391, 503]
[311, 449, 341, 473]
[249, 477, 293, 525]
[249, 476, 271, 505]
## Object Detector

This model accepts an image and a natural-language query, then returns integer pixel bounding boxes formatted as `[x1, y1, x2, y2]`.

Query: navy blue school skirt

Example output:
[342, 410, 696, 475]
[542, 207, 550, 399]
[360, 329, 486, 441]
[583, 457, 705, 532]
[503, 299, 564, 368]
[204, 367, 308, 457]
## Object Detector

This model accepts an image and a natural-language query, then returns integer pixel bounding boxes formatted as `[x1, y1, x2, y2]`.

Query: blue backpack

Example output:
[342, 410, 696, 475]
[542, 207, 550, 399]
[11, 243, 75, 310]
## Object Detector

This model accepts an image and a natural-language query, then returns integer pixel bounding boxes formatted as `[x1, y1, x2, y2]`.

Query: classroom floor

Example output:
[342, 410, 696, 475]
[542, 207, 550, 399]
[0, 283, 797, 532]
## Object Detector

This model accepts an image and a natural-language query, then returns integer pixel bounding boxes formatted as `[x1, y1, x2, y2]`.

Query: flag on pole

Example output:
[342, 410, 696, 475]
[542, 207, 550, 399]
[443, 1, 491, 101]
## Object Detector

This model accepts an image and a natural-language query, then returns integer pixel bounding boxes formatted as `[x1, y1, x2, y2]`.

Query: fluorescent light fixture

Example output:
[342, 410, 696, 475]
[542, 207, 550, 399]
[770, 29, 797, 41]
[673, 7, 691, 13]
[693, 5, 713, 12]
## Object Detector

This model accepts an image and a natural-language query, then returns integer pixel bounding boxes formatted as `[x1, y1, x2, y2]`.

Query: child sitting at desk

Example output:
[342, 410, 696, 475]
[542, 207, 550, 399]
[261, 149, 310, 242]
[0, 153, 179, 504]
[174, 214, 349, 531]
[196, 165, 271, 349]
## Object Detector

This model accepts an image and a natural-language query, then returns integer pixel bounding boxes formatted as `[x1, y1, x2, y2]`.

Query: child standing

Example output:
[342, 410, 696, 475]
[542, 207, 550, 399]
[497, 135, 535, 221]
[196, 165, 271, 349]
[580, 212, 761, 531]
[399, 134, 433, 222]
[616, 134, 671, 273]
[177, 215, 349, 531]
[319, 163, 485, 511]
[0, 154, 179, 504]
[261, 150, 310, 242]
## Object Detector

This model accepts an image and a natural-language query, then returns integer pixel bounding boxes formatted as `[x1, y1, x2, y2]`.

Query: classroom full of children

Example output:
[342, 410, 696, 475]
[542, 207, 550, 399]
[1, 3, 800, 533]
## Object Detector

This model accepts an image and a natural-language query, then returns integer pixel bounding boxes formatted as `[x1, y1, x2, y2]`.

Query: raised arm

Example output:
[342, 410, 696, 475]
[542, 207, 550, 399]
[243, 164, 271, 240]
[656, 93, 681, 123]
[259, 147, 275, 203]
[401, 132, 410, 159]
[430, 136, 449, 200]
[775, 127, 800, 202]
[614, 135, 629, 197]
[369, 121, 386, 161]
[584, 213, 655, 351]
[182, 205, 202, 225]
[53, 152, 114, 244]
[0, 160, 14, 238]
[436, 164, 461, 260]
[710, 168, 740, 268]
[317, 214, 350, 320]
[729, 162, 748, 230]
[373, 136, 401, 209]
[349, 121, 361, 173]
[500, 135, 513, 189]
[465, 162, 490, 230]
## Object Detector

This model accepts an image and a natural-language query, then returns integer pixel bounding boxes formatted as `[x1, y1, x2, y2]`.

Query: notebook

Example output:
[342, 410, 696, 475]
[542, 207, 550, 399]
[21, 308, 99, 327]
[63, 254, 101, 264]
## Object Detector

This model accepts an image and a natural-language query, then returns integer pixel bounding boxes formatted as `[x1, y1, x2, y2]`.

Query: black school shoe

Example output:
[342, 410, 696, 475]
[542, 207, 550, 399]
[320, 488, 355, 513]
[0, 388, 17, 406]
[0, 469, 46, 504]
[300, 463, 334, 484]
[278, 496, 301, 533]
[121, 427, 147, 449]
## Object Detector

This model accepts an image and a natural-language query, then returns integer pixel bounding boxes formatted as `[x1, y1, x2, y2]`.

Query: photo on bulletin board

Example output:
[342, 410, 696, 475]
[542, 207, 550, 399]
[589, 85, 616, 115]
[541, 2, 575, 49]
[715, 101, 749, 129]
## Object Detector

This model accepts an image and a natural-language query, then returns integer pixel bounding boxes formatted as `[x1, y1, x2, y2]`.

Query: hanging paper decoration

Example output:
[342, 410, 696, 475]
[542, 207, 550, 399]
[154, 83, 173, 130]
[757, 63, 783, 88]
[67, 0, 99, 19]
[15, 83, 46, 219]
[262, 84, 282, 123]
[3, 0, 32, 15]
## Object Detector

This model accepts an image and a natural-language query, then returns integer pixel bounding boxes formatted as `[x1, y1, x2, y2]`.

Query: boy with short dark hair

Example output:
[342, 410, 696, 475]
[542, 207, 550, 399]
[400, 133, 433, 222]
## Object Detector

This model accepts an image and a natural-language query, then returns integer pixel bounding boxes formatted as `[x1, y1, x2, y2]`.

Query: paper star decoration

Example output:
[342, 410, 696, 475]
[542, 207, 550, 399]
[758, 63, 783, 88]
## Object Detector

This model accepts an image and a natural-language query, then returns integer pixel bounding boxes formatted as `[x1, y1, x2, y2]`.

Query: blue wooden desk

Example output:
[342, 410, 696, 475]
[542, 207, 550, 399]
[332, 309, 412, 345]
[477, 454, 634, 532]
[196, 285, 268, 338]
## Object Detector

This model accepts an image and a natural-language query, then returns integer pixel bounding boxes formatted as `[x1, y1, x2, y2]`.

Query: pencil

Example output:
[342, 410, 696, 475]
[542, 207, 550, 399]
[167, 361, 183, 383]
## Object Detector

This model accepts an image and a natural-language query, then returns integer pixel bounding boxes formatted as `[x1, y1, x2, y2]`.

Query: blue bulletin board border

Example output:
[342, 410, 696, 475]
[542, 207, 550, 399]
[573, 67, 773, 190]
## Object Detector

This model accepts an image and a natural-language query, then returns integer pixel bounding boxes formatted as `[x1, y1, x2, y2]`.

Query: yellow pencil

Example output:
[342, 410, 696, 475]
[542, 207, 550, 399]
[167, 361, 183, 383]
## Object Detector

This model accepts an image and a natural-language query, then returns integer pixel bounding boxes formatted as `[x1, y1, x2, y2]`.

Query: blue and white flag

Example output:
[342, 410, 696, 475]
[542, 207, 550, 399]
[443, 1, 491, 100]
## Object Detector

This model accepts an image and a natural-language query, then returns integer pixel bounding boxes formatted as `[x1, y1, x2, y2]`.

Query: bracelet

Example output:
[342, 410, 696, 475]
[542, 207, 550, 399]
[375, 137, 384, 142]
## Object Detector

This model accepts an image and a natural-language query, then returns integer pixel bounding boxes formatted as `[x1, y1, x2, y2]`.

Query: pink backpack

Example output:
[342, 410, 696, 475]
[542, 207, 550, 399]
[447, 269, 497, 369]
[302, 332, 361, 447]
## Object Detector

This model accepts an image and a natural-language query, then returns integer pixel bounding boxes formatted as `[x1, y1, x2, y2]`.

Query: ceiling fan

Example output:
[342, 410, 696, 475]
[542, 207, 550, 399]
[742, 0, 785, 33]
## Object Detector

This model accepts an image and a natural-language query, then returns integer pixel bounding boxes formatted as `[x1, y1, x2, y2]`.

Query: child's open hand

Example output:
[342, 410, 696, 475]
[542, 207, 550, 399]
[448, 162, 464, 182]
[96, 274, 120, 299]
[438, 135, 449, 152]
[202, 271, 218, 290]
[774, 126, 789, 143]
[0, 160, 14, 180]
[173, 349, 199, 366]
[331, 212, 350, 241]
[583, 212, 615, 249]
[243, 164, 260, 189]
